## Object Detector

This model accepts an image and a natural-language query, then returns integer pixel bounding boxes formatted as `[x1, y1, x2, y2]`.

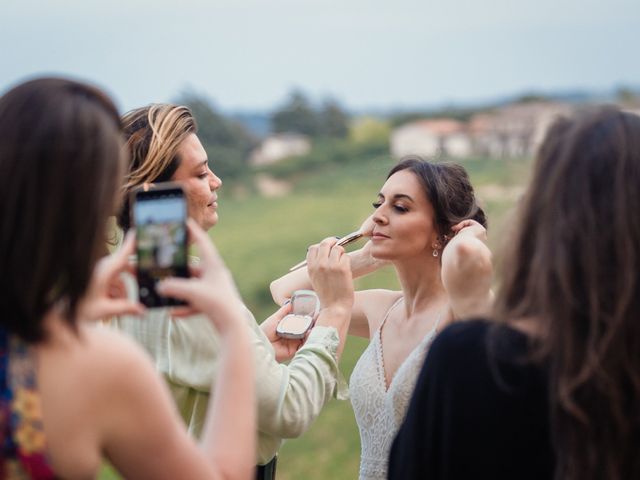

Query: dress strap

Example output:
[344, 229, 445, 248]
[378, 296, 404, 332]
[432, 306, 448, 333]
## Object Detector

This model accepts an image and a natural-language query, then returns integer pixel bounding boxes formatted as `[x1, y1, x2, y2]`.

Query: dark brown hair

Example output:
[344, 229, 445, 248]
[495, 107, 640, 480]
[116, 104, 197, 231]
[0, 77, 123, 343]
[388, 156, 487, 244]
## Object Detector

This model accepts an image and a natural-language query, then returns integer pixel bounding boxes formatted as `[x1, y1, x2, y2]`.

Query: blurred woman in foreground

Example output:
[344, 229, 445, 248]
[0, 77, 254, 479]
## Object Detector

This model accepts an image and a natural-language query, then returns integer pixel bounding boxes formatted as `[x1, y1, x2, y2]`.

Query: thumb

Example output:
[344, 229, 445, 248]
[91, 300, 146, 320]
[267, 302, 293, 324]
[156, 278, 194, 302]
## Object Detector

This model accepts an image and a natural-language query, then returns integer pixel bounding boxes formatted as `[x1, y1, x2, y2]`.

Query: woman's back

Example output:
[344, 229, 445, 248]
[17, 315, 196, 479]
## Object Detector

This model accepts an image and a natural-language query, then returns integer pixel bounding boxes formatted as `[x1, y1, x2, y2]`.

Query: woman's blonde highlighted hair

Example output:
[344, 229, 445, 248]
[117, 104, 197, 230]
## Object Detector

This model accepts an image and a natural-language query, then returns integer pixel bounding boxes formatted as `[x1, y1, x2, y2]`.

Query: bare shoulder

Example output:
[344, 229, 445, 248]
[38, 325, 169, 477]
[81, 325, 150, 361]
[79, 326, 159, 384]
[355, 289, 403, 334]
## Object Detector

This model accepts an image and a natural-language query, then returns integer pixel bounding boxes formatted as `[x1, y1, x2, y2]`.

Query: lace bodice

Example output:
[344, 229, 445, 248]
[349, 299, 441, 480]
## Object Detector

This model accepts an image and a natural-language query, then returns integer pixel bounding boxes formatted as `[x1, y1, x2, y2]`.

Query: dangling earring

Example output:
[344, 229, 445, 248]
[432, 249, 439, 257]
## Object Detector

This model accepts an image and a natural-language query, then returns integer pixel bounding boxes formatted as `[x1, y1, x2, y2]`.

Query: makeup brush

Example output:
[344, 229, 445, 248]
[288, 230, 363, 272]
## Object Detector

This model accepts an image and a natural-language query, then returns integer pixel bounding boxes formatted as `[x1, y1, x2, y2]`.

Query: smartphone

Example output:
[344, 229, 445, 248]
[276, 290, 320, 339]
[131, 182, 189, 308]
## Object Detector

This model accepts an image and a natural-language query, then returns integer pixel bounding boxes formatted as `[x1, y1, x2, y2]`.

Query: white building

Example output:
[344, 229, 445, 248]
[249, 133, 311, 166]
[469, 102, 572, 158]
[390, 119, 472, 159]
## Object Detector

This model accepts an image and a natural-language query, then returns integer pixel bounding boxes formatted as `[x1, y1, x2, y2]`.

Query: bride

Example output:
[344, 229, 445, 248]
[271, 156, 493, 480]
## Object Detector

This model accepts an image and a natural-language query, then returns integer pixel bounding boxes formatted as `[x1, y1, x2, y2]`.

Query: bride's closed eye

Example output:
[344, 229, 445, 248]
[393, 204, 409, 213]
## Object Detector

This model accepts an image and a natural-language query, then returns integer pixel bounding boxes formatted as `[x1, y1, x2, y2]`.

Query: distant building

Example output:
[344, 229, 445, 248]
[469, 102, 572, 158]
[623, 107, 640, 118]
[249, 133, 311, 166]
[390, 119, 472, 159]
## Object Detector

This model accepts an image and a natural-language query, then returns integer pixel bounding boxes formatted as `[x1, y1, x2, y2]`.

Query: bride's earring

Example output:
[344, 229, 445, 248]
[432, 249, 439, 257]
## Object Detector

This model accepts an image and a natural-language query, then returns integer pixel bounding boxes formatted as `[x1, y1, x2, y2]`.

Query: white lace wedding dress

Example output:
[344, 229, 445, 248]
[349, 299, 442, 480]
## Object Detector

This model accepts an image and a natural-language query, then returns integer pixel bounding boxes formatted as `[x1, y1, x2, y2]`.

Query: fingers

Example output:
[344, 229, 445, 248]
[307, 237, 340, 268]
[113, 231, 136, 269]
[188, 264, 204, 278]
[186, 218, 220, 267]
[451, 219, 485, 238]
[338, 250, 351, 270]
[156, 277, 193, 303]
[451, 220, 472, 233]
[329, 244, 345, 262]
[272, 302, 293, 319]
[100, 299, 146, 318]
[317, 237, 337, 261]
[120, 230, 136, 257]
[100, 231, 136, 280]
[169, 306, 199, 318]
[260, 303, 293, 340]
[107, 277, 127, 299]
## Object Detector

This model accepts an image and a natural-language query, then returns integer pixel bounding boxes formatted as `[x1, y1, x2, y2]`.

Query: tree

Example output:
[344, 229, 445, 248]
[616, 86, 639, 105]
[318, 98, 349, 138]
[271, 89, 319, 136]
[349, 116, 390, 145]
[176, 91, 255, 180]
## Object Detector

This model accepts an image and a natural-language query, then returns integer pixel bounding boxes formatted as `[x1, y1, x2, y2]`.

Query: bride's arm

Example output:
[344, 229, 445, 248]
[441, 220, 493, 320]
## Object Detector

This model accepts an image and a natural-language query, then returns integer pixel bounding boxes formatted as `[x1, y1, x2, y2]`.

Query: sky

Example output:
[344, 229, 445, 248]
[1, 0, 639, 113]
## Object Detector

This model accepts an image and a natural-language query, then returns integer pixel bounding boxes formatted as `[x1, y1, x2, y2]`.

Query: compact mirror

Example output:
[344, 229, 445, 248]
[276, 290, 320, 339]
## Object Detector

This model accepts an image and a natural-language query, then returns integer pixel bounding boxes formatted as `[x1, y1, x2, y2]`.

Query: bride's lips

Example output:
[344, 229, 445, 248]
[372, 232, 390, 240]
[207, 196, 218, 208]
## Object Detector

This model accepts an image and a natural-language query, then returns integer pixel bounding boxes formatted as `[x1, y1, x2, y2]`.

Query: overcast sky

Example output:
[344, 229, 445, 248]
[1, 0, 638, 112]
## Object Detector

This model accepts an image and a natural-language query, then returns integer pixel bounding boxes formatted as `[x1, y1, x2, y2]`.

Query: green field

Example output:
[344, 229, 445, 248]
[100, 154, 532, 480]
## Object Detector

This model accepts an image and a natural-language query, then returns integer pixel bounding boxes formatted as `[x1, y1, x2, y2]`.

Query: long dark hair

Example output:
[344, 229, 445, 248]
[388, 156, 487, 244]
[0, 77, 123, 342]
[495, 107, 640, 480]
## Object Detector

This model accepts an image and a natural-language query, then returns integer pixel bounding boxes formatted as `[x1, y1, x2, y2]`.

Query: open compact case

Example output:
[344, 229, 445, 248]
[276, 290, 321, 339]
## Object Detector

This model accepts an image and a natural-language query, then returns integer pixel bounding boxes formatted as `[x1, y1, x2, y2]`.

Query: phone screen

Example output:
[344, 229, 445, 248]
[133, 185, 189, 308]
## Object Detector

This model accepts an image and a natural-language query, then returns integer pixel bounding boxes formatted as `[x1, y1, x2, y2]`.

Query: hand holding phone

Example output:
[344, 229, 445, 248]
[132, 182, 189, 308]
[276, 290, 320, 339]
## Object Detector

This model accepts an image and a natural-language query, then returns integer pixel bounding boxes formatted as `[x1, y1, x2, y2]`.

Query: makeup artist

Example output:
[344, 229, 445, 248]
[112, 104, 354, 479]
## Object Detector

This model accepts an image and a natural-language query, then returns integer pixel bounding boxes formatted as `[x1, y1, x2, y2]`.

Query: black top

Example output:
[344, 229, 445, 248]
[388, 320, 554, 479]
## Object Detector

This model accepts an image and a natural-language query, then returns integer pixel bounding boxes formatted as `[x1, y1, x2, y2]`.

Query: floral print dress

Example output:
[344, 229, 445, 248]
[0, 329, 56, 479]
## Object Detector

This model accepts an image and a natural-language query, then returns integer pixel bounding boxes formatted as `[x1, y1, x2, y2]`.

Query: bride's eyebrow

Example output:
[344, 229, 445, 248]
[376, 193, 414, 202]
[391, 194, 414, 202]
